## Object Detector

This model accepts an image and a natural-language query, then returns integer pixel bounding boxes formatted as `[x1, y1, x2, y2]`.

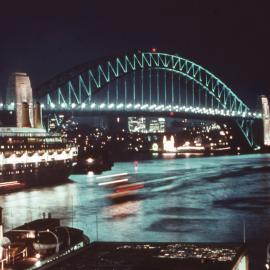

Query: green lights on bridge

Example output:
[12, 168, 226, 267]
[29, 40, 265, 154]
[34, 51, 260, 147]
[44, 101, 262, 120]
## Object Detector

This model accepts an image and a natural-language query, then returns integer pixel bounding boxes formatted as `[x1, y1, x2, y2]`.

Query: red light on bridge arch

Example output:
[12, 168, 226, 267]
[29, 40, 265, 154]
[169, 112, 175, 116]
[151, 47, 157, 53]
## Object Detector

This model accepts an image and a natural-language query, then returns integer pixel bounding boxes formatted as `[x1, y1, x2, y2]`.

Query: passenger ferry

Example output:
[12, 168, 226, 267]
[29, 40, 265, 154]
[0, 127, 77, 192]
[0, 72, 78, 192]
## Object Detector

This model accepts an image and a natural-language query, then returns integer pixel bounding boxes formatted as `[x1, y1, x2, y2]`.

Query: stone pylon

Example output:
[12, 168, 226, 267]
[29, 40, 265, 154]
[6, 73, 33, 128]
[259, 95, 270, 146]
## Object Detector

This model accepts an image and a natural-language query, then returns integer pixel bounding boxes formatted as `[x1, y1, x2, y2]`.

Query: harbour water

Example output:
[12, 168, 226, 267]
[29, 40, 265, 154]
[1, 153, 270, 268]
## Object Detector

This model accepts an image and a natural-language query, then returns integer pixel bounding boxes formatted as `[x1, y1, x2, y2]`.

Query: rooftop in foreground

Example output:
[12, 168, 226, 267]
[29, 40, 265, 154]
[47, 242, 248, 270]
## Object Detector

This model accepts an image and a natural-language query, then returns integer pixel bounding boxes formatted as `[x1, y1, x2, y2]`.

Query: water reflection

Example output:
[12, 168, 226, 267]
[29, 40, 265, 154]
[0, 182, 77, 230]
[103, 200, 141, 219]
[0, 154, 270, 267]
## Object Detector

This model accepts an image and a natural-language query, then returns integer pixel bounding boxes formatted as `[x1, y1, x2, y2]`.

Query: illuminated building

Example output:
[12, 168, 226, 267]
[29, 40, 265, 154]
[128, 117, 146, 133]
[152, 142, 159, 152]
[53, 242, 249, 270]
[148, 117, 165, 133]
[163, 135, 176, 152]
[128, 117, 165, 133]
[259, 95, 270, 146]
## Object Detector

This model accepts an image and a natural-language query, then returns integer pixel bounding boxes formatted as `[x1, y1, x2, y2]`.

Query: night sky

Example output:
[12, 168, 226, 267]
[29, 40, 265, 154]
[0, 0, 270, 108]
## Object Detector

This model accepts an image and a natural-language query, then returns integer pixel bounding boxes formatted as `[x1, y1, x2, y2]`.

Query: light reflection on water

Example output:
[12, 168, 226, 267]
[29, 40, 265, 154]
[1, 153, 270, 264]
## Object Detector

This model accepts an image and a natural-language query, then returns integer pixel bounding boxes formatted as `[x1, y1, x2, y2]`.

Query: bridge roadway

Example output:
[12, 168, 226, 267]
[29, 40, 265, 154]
[0, 104, 264, 150]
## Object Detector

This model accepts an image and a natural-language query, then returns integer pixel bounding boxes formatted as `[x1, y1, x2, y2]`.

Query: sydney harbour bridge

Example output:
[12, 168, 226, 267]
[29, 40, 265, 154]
[2, 51, 270, 149]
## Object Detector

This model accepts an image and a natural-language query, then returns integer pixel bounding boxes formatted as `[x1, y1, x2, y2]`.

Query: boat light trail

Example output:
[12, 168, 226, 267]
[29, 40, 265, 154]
[96, 172, 128, 180]
[98, 178, 129, 186]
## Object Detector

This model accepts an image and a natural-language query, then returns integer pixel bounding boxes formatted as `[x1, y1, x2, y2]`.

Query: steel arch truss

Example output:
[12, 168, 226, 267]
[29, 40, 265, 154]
[36, 52, 256, 147]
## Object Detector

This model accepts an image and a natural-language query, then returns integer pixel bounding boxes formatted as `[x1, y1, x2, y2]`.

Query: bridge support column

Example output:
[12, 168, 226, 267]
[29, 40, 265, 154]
[259, 95, 270, 146]
[7, 73, 34, 128]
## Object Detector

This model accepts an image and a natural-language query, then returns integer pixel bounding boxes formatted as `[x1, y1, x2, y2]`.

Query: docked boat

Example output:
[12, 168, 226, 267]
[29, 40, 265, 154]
[0, 127, 77, 190]
[0, 72, 78, 192]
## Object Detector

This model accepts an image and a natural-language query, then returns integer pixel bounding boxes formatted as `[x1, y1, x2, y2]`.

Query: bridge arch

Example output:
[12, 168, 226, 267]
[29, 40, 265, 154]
[35, 51, 256, 147]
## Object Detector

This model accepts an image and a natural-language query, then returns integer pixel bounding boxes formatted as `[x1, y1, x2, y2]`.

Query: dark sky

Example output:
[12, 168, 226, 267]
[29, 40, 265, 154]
[0, 0, 270, 108]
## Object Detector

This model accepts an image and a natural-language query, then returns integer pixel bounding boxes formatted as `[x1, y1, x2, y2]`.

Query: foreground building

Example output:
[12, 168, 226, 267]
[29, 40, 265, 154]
[47, 242, 248, 270]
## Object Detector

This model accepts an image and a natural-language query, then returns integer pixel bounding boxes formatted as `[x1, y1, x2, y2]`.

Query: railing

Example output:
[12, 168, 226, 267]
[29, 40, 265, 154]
[28, 241, 86, 270]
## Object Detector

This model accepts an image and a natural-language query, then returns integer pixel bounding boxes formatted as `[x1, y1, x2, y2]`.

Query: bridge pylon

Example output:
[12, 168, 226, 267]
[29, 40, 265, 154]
[259, 95, 270, 147]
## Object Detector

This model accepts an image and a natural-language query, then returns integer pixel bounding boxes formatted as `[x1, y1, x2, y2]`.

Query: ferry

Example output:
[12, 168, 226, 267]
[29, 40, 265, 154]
[0, 209, 89, 269]
[0, 72, 78, 192]
[0, 127, 77, 192]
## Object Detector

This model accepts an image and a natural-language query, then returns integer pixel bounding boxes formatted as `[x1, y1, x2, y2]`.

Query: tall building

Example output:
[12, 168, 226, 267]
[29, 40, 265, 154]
[148, 117, 165, 133]
[128, 117, 165, 133]
[260, 95, 270, 146]
[6, 73, 34, 127]
[128, 117, 146, 133]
